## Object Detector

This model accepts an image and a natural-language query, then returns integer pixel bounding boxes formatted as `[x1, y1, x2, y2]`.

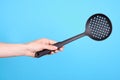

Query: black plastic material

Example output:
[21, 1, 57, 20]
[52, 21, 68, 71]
[35, 33, 86, 58]
[35, 42, 64, 58]
[86, 14, 112, 41]
[35, 13, 112, 58]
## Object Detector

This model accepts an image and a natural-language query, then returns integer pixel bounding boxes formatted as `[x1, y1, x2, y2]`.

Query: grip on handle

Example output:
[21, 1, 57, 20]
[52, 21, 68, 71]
[35, 42, 63, 58]
[35, 49, 51, 58]
[35, 33, 85, 58]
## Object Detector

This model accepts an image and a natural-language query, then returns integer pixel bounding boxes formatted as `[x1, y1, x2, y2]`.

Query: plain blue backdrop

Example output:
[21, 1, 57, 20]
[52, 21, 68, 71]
[0, 0, 120, 80]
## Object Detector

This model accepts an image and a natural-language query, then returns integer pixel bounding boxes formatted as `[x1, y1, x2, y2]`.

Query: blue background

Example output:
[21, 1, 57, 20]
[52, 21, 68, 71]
[0, 0, 120, 80]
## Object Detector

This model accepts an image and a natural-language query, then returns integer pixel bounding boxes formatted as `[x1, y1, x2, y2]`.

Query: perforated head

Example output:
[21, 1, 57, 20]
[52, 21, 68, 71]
[85, 14, 112, 41]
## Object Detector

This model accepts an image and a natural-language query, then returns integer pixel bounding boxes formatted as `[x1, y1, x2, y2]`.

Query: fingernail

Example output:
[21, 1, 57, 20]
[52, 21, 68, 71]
[51, 52, 54, 54]
[54, 46, 57, 49]
[55, 50, 59, 53]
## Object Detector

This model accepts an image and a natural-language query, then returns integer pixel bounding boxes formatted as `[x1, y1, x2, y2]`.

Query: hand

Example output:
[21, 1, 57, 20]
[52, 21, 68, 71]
[25, 38, 63, 57]
[0, 38, 63, 58]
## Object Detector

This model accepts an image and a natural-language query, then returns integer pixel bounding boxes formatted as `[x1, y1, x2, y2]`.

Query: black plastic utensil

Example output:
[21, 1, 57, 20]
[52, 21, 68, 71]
[35, 13, 112, 58]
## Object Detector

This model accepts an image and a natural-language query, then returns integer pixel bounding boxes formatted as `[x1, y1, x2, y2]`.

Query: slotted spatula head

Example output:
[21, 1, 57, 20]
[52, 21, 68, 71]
[85, 14, 112, 41]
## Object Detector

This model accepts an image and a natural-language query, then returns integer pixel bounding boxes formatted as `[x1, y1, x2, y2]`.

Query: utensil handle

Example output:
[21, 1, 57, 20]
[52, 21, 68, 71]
[35, 33, 85, 58]
[35, 42, 63, 58]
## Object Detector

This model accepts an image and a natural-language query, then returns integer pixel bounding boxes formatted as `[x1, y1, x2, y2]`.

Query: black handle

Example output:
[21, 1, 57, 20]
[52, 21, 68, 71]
[35, 42, 64, 58]
[35, 32, 86, 58]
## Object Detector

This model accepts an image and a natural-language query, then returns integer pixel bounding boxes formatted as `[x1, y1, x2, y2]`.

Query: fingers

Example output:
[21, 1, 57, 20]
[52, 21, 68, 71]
[48, 39, 56, 44]
[43, 45, 57, 51]
[35, 38, 57, 45]
[42, 43, 64, 54]
[51, 46, 64, 54]
[59, 46, 64, 51]
[28, 38, 64, 57]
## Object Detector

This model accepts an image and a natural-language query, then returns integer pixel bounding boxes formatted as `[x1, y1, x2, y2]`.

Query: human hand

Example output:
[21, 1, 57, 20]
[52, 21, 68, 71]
[25, 38, 63, 57]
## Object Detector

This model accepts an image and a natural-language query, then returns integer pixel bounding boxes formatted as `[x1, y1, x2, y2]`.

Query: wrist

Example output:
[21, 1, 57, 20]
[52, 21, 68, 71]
[12, 44, 29, 57]
[22, 44, 35, 57]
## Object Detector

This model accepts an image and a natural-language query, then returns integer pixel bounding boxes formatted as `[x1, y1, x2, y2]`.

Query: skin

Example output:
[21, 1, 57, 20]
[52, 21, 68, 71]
[0, 38, 63, 58]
